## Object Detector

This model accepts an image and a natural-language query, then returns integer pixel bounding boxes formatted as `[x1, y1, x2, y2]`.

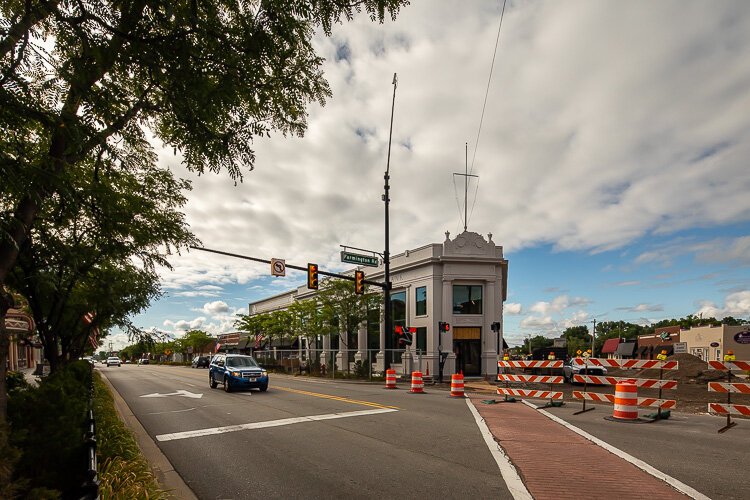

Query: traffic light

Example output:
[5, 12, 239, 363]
[354, 270, 365, 295]
[307, 263, 318, 290]
[439, 321, 450, 333]
[395, 325, 413, 346]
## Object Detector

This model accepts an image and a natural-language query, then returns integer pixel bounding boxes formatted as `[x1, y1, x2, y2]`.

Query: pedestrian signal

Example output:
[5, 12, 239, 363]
[354, 270, 365, 294]
[439, 321, 450, 333]
[307, 263, 318, 290]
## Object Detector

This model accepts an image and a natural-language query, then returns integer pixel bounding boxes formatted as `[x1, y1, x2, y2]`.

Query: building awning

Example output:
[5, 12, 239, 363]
[615, 342, 637, 357]
[601, 338, 621, 354]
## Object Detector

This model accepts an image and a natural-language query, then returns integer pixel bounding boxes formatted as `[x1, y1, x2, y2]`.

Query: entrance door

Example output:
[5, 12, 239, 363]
[453, 327, 482, 376]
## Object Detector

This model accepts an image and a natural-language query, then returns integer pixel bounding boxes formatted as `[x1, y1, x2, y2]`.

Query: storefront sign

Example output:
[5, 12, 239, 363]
[673, 342, 687, 354]
[710, 342, 720, 347]
[734, 330, 750, 344]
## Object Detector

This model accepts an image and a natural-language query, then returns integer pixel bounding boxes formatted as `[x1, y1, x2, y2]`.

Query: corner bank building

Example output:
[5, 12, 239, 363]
[248, 230, 508, 378]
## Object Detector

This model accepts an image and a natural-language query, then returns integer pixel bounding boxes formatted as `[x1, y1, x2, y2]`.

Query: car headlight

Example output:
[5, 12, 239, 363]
[261, 370, 267, 376]
[231, 371, 240, 377]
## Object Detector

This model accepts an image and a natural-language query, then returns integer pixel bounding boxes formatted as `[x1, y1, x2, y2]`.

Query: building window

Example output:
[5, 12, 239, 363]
[415, 287, 427, 316]
[453, 285, 482, 314]
[391, 291, 406, 363]
[416, 327, 427, 354]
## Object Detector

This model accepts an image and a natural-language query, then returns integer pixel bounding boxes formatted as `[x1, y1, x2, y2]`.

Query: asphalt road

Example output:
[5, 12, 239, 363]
[100, 364, 513, 500]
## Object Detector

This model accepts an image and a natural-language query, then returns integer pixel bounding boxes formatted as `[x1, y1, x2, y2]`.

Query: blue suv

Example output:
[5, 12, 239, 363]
[209, 354, 269, 393]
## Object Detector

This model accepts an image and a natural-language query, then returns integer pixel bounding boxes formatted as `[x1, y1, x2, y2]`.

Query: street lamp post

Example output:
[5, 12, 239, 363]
[383, 73, 397, 369]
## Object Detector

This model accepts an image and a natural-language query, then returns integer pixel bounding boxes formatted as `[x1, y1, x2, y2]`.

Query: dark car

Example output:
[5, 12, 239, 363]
[191, 355, 210, 368]
[209, 354, 268, 392]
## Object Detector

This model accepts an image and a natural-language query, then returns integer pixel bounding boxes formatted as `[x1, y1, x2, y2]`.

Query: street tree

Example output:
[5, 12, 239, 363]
[178, 329, 215, 356]
[0, 0, 409, 423]
[318, 278, 380, 367]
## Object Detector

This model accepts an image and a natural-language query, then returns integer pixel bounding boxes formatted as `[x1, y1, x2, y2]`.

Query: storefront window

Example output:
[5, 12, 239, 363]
[415, 286, 427, 316]
[391, 291, 406, 363]
[453, 285, 482, 314]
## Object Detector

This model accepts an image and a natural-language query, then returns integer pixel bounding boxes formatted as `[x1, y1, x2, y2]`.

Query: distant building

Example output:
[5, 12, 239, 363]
[637, 326, 681, 359]
[247, 231, 508, 377]
[680, 325, 750, 362]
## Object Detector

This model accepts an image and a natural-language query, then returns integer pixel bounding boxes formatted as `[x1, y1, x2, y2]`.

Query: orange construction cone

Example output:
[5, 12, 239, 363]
[450, 373, 465, 398]
[426, 363, 430, 376]
[409, 371, 425, 394]
[385, 369, 397, 389]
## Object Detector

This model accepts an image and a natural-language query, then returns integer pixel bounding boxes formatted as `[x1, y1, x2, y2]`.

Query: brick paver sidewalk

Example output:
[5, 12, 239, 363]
[469, 395, 687, 500]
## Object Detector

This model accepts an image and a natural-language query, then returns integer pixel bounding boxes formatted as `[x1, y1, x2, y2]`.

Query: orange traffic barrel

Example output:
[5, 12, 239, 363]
[450, 373, 465, 398]
[385, 369, 397, 389]
[410, 371, 425, 393]
[612, 381, 638, 421]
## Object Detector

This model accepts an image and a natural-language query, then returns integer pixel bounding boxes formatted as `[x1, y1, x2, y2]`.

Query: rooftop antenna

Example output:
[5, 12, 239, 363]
[453, 142, 478, 232]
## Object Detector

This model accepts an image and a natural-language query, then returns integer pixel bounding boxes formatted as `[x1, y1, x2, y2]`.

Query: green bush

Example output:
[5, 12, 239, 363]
[5, 371, 30, 392]
[8, 360, 92, 497]
[93, 374, 168, 499]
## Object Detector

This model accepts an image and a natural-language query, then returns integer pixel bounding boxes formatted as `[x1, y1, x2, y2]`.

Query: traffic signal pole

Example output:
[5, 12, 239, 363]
[383, 73, 397, 370]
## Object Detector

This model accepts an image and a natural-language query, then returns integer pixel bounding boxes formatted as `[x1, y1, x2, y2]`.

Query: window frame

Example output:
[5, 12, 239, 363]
[415, 286, 427, 317]
[452, 284, 483, 315]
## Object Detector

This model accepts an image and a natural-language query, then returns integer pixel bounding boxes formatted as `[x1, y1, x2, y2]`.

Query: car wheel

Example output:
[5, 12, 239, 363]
[223, 376, 232, 392]
[259, 384, 268, 392]
[209, 374, 218, 389]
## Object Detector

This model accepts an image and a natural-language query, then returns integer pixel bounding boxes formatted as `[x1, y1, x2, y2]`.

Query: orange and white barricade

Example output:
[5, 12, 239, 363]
[449, 373, 465, 398]
[385, 369, 397, 389]
[707, 356, 750, 433]
[571, 357, 678, 420]
[409, 371, 425, 394]
[497, 360, 564, 407]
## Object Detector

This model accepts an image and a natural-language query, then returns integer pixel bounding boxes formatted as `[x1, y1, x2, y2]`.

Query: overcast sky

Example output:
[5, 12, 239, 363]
[109, 0, 750, 350]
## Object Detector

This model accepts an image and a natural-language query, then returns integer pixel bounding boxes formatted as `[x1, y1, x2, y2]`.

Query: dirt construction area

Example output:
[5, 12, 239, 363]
[473, 353, 750, 416]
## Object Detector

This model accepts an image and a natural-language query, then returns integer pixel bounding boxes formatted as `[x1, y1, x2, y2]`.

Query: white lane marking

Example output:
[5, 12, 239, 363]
[156, 408, 398, 442]
[140, 390, 203, 399]
[521, 400, 710, 500]
[147, 407, 197, 415]
[465, 399, 533, 500]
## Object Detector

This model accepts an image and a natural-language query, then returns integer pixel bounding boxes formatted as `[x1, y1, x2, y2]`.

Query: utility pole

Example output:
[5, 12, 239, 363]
[453, 142, 478, 232]
[590, 319, 596, 356]
[383, 73, 397, 369]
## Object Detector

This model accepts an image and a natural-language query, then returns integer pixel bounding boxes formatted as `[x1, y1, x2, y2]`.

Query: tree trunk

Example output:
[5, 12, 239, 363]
[0, 289, 15, 425]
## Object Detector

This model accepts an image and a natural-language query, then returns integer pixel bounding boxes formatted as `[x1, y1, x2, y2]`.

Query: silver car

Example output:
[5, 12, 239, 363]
[106, 356, 122, 367]
[563, 360, 607, 384]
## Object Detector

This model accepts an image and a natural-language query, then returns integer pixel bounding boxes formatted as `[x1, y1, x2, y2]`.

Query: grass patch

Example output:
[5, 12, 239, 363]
[93, 373, 170, 499]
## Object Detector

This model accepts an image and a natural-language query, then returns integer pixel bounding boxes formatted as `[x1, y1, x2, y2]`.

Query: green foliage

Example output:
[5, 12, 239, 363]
[93, 374, 168, 499]
[178, 329, 215, 354]
[4, 370, 29, 393]
[8, 361, 92, 497]
[0, 422, 22, 500]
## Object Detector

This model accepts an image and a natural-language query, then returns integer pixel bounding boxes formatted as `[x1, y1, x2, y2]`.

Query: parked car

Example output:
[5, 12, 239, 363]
[191, 356, 210, 368]
[106, 357, 122, 367]
[137, 358, 149, 365]
[563, 360, 607, 384]
[209, 354, 268, 392]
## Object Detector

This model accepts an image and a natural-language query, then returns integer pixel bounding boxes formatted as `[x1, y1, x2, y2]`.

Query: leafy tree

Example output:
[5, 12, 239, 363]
[6, 156, 195, 372]
[0, 0, 409, 423]
[318, 278, 380, 356]
[177, 329, 214, 355]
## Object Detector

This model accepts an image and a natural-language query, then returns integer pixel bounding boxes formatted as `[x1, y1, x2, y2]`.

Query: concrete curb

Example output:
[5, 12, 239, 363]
[99, 370, 198, 500]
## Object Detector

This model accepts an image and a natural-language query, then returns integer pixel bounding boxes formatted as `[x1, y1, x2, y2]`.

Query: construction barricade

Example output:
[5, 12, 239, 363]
[497, 360, 564, 408]
[571, 357, 678, 421]
[385, 369, 397, 389]
[409, 371, 425, 394]
[449, 373, 465, 398]
[706, 356, 750, 433]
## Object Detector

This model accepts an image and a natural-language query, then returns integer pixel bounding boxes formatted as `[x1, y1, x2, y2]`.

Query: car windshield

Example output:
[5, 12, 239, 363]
[226, 356, 258, 368]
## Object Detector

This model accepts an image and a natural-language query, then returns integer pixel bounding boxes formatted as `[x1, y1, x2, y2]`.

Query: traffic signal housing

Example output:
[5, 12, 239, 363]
[307, 263, 318, 290]
[395, 325, 413, 346]
[354, 270, 365, 295]
[439, 321, 450, 333]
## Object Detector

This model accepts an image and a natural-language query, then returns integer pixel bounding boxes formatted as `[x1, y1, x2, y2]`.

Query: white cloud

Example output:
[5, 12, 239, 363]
[504, 303, 523, 315]
[617, 303, 664, 313]
[201, 301, 230, 316]
[695, 290, 750, 319]
[529, 295, 590, 315]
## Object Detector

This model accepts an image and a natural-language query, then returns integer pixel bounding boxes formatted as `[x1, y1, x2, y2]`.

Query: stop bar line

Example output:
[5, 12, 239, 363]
[155, 408, 398, 442]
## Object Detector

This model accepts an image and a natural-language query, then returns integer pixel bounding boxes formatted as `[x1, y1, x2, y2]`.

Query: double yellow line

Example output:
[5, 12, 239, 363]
[275, 386, 399, 410]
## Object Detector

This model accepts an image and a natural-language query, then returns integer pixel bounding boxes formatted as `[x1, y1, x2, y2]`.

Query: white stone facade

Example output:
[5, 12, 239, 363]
[247, 231, 508, 378]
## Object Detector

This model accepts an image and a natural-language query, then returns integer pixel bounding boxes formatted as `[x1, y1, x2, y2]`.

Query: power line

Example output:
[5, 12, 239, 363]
[469, 0, 507, 178]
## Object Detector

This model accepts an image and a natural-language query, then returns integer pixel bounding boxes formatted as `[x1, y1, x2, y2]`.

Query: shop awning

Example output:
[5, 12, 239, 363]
[601, 338, 621, 354]
[615, 342, 637, 357]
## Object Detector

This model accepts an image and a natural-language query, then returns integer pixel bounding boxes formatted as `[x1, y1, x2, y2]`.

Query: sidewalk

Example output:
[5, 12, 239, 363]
[468, 394, 689, 500]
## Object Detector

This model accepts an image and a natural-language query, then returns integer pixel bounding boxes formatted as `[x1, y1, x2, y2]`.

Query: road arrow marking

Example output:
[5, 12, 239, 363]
[140, 390, 203, 399]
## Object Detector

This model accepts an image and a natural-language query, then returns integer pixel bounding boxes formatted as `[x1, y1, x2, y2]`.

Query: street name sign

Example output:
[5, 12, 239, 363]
[341, 251, 378, 267]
